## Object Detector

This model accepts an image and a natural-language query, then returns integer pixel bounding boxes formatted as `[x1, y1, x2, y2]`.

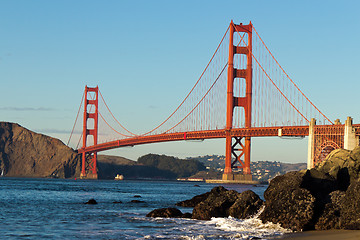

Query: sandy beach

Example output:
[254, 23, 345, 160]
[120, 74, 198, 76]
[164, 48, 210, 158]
[271, 230, 360, 240]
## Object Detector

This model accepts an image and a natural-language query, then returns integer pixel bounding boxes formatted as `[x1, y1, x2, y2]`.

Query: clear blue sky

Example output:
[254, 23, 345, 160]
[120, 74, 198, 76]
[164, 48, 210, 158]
[1, 0, 359, 163]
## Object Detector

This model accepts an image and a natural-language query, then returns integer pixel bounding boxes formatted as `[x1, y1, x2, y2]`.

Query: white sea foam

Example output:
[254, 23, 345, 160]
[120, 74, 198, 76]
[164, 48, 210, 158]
[131, 207, 291, 239]
[206, 207, 291, 239]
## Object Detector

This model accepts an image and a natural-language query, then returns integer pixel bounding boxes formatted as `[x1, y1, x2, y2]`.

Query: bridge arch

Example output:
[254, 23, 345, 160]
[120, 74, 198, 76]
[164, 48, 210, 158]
[313, 140, 340, 166]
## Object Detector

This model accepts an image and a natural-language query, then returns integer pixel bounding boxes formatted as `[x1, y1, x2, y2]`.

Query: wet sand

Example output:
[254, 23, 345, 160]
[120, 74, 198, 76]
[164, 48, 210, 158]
[272, 230, 360, 240]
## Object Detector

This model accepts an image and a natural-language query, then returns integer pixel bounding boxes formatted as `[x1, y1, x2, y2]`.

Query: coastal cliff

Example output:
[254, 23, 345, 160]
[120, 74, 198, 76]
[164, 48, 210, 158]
[0, 122, 80, 178]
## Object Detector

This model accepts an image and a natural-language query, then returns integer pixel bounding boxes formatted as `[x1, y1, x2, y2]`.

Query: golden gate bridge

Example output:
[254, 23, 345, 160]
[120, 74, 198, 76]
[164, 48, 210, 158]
[68, 21, 360, 180]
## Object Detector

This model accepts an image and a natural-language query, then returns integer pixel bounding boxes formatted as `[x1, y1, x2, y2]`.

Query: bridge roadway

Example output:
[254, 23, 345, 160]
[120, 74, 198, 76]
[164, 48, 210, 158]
[78, 124, 360, 154]
[78, 125, 312, 154]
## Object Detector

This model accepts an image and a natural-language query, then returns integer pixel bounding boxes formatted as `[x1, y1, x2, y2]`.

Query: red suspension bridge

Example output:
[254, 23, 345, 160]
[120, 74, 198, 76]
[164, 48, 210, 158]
[68, 21, 360, 180]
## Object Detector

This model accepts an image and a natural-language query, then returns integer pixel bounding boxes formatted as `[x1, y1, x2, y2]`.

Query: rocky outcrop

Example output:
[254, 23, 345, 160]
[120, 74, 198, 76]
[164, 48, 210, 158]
[85, 199, 98, 204]
[0, 122, 80, 178]
[315, 190, 344, 230]
[184, 186, 263, 220]
[148, 186, 263, 221]
[175, 191, 211, 207]
[259, 171, 316, 231]
[191, 186, 241, 220]
[340, 179, 360, 229]
[146, 208, 188, 218]
[315, 147, 360, 188]
[228, 190, 263, 219]
[260, 146, 360, 231]
[147, 146, 360, 232]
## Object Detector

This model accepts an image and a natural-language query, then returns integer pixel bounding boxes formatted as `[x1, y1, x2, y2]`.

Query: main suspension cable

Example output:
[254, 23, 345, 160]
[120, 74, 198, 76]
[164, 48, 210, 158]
[98, 89, 137, 136]
[252, 26, 333, 124]
[140, 25, 231, 136]
[67, 89, 85, 146]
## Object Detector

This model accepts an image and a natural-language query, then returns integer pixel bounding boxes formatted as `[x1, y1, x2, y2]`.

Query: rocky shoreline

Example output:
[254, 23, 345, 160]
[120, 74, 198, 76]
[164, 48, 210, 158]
[147, 146, 360, 232]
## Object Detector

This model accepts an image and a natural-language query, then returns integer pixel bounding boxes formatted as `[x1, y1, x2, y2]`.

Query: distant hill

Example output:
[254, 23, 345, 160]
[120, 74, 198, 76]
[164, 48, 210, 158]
[98, 155, 136, 165]
[188, 155, 307, 182]
[97, 154, 174, 180]
[137, 154, 206, 179]
[96, 154, 207, 180]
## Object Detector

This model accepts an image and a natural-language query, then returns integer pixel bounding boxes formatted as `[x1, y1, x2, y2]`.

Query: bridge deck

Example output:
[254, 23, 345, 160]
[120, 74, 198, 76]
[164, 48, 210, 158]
[78, 124, 360, 154]
[78, 125, 310, 154]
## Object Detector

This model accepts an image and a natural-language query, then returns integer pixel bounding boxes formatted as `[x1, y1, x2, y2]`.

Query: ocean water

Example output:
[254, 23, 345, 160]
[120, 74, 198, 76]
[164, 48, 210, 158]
[0, 178, 290, 239]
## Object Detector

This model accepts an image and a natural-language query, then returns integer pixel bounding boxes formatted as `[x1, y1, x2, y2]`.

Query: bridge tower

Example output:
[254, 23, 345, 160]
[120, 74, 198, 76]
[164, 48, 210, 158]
[80, 86, 99, 179]
[223, 21, 253, 181]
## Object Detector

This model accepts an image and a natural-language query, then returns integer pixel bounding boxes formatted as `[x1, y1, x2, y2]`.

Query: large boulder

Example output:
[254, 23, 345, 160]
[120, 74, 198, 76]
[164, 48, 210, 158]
[259, 171, 316, 231]
[191, 186, 263, 220]
[175, 186, 264, 220]
[192, 186, 240, 220]
[315, 148, 351, 177]
[84, 199, 98, 204]
[315, 190, 345, 230]
[301, 168, 337, 198]
[260, 146, 360, 232]
[345, 146, 360, 182]
[228, 190, 263, 219]
[146, 208, 184, 218]
[340, 179, 360, 229]
[176, 191, 211, 207]
[315, 146, 360, 189]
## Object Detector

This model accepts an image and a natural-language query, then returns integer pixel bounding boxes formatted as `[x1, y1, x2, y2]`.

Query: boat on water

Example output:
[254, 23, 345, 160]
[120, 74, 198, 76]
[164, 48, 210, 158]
[114, 174, 124, 180]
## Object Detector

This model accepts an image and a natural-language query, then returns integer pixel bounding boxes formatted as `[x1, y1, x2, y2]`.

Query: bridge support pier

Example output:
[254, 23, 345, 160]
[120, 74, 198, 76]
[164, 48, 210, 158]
[80, 86, 99, 179]
[344, 116, 359, 150]
[223, 136, 252, 181]
[307, 118, 316, 169]
[223, 21, 253, 181]
[80, 152, 98, 179]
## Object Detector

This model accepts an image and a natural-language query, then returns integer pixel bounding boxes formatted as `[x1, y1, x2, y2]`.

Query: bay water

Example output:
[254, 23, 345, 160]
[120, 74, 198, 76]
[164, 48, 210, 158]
[0, 178, 290, 239]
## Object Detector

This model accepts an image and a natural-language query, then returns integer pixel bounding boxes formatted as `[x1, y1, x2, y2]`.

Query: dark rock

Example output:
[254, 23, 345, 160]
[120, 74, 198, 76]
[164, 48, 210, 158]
[146, 208, 183, 218]
[259, 171, 316, 232]
[301, 168, 337, 197]
[315, 190, 345, 230]
[131, 200, 145, 203]
[192, 186, 241, 220]
[228, 190, 263, 219]
[315, 147, 360, 188]
[259, 148, 360, 232]
[113, 201, 123, 204]
[177, 186, 263, 221]
[85, 199, 98, 204]
[340, 179, 360, 229]
[194, 185, 200, 187]
[181, 212, 192, 218]
[176, 191, 211, 207]
[350, 146, 360, 159]
[133, 195, 141, 198]
[315, 148, 350, 177]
